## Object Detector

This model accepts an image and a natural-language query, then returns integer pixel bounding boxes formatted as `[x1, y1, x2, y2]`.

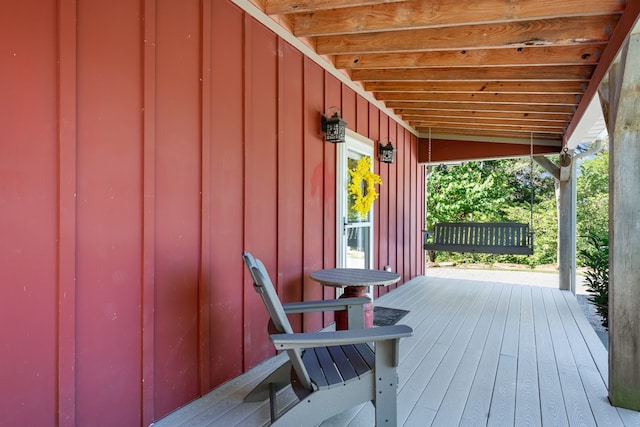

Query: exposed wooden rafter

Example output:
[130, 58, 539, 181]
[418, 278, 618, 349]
[315, 16, 618, 55]
[290, 0, 624, 36]
[253, 0, 639, 149]
[336, 45, 605, 70]
[264, 0, 406, 15]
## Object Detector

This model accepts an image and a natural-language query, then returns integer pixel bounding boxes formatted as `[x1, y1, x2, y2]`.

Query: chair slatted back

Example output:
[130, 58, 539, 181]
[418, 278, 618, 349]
[242, 252, 313, 390]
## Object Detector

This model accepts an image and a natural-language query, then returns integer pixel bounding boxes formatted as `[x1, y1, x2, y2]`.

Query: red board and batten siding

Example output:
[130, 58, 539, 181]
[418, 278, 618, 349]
[75, 1, 145, 425]
[322, 73, 340, 327]
[0, 1, 425, 426]
[279, 40, 305, 333]
[243, 11, 279, 372]
[153, 0, 202, 417]
[302, 58, 326, 334]
[208, 0, 244, 392]
[0, 1, 59, 426]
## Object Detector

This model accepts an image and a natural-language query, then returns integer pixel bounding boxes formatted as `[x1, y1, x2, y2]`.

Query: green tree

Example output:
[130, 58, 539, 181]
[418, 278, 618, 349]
[576, 143, 609, 266]
[425, 161, 512, 230]
[501, 158, 556, 206]
[503, 199, 557, 266]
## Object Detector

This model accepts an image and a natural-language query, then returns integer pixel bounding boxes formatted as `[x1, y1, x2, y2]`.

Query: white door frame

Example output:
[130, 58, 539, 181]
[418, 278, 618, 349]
[336, 130, 375, 269]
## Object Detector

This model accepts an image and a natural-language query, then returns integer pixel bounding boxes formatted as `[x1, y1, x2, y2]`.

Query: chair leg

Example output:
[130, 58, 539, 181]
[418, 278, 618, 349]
[346, 302, 366, 329]
[244, 360, 291, 402]
[271, 378, 373, 427]
[269, 382, 278, 423]
[374, 340, 399, 426]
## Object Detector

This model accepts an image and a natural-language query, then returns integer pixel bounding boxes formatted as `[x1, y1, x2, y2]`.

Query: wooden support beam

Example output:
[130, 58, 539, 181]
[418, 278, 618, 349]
[264, 0, 405, 15]
[337, 45, 605, 69]
[557, 177, 572, 291]
[533, 154, 571, 290]
[351, 65, 594, 82]
[365, 81, 587, 94]
[534, 152, 571, 181]
[608, 31, 640, 411]
[418, 139, 559, 164]
[559, 164, 571, 182]
[317, 16, 619, 54]
[533, 155, 560, 180]
[376, 91, 579, 105]
[416, 127, 562, 142]
[291, 0, 624, 36]
[387, 101, 576, 115]
[397, 109, 571, 123]
[410, 120, 565, 134]
[403, 116, 566, 128]
[597, 76, 610, 131]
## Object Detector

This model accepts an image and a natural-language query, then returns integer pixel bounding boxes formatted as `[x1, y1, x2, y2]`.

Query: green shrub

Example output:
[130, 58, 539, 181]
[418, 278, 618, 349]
[579, 232, 609, 329]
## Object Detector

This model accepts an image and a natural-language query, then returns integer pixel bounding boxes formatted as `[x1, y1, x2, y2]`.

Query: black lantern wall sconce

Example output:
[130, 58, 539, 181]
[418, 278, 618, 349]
[379, 138, 397, 164]
[321, 107, 347, 143]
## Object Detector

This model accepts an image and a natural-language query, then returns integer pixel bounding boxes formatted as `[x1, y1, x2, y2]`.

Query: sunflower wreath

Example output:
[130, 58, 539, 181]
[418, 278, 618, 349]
[348, 156, 382, 218]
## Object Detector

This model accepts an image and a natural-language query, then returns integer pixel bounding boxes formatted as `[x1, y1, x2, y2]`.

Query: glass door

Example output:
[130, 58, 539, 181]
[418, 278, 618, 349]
[336, 133, 374, 270]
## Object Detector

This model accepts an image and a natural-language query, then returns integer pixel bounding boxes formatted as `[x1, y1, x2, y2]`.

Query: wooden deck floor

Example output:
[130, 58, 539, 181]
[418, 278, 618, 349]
[152, 272, 640, 427]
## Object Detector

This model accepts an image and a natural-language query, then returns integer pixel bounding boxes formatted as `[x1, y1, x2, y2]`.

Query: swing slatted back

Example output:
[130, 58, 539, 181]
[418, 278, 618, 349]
[424, 222, 533, 255]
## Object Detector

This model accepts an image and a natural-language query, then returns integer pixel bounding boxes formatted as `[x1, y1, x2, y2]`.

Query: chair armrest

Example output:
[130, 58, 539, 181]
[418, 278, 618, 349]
[270, 324, 413, 350]
[282, 297, 370, 314]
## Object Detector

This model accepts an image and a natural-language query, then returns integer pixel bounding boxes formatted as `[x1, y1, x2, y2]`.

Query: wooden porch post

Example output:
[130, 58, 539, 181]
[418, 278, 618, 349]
[606, 30, 640, 411]
[534, 155, 572, 291]
[557, 175, 573, 292]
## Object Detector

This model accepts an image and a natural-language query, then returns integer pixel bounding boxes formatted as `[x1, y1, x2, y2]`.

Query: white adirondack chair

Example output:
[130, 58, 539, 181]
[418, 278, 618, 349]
[242, 252, 413, 426]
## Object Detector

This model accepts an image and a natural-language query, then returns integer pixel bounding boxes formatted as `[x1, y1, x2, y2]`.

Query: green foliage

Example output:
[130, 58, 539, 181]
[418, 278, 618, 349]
[504, 200, 558, 266]
[502, 158, 556, 205]
[579, 232, 609, 329]
[426, 161, 512, 229]
[576, 146, 609, 265]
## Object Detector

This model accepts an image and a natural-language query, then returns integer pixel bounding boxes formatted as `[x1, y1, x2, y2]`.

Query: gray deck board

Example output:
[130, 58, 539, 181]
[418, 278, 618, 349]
[426, 284, 496, 422]
[486, 354, 517, 427]
[151, 271, 639, 427]
[460, 284, 511, 426]
[515, 286, 542, 427]
[433, 284, 502, 425]
[544, 287, 595, 427]
[533, 287, 569, 427]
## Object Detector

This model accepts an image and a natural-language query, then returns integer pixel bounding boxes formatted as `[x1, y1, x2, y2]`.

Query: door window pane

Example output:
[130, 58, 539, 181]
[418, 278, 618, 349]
[346, 226, 370, 269]
[347, 157, 371, 223]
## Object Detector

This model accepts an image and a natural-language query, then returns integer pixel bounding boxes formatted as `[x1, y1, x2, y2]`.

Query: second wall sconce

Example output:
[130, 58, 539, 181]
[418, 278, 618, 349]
[321, 106, 347, 143]
[379, 138, 397, 164]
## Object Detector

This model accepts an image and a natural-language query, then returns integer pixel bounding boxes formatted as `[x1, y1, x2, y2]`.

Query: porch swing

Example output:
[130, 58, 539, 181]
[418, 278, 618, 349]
[423, 131, 534, 256]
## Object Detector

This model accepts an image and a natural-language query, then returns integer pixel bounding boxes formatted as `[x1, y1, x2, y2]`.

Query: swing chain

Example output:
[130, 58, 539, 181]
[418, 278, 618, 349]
[426, 128, 432, 229]
[530, 133, 534, 233]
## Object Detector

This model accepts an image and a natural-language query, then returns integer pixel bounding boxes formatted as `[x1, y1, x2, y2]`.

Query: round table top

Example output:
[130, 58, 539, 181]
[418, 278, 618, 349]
[310, 268, 401, 288]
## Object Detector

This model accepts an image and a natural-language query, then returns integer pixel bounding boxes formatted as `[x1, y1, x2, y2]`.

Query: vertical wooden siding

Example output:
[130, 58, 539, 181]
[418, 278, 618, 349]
[0, 1, 58, 425]
[75, 1, 144, 425]
[302, 58, 326, 333]
[0, 0, 424, 426]
[322, 73, 340, 325]
[208, 0, 244, 392]
[153, 0, 202, 417]
[243, 11, 279, 372]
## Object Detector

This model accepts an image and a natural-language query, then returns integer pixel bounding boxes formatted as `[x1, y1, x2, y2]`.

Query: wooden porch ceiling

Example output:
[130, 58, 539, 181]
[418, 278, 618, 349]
[252, 0, 640, 150]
